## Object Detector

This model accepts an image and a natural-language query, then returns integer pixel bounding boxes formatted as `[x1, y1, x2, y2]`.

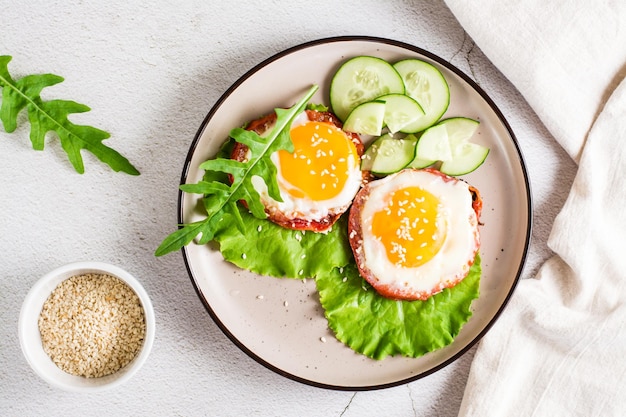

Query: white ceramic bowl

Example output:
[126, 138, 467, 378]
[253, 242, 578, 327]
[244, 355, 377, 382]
[18, 261, 155, 392]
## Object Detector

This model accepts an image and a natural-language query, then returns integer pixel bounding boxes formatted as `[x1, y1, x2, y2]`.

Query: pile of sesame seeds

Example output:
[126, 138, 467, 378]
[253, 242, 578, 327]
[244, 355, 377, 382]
[38, 273, 146, 378]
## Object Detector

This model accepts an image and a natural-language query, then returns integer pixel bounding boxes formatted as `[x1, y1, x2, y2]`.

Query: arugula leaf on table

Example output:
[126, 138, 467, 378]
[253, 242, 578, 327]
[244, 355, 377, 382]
[155, 85, 319, 257]
[0, 55, 139, 175]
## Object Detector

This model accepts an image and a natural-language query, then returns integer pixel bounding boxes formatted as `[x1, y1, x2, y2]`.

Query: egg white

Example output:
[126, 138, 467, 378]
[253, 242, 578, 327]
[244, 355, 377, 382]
[358, 169, 479, 295]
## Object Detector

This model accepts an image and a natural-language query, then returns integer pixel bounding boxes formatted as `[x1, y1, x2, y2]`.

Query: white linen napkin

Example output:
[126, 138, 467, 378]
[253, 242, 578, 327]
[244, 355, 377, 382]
[443, 1, 626, 416]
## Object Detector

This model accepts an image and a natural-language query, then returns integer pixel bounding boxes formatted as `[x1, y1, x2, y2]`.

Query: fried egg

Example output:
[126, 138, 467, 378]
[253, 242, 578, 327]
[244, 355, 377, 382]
[234, 109, 366, 232]
[348, 168, 481, 300]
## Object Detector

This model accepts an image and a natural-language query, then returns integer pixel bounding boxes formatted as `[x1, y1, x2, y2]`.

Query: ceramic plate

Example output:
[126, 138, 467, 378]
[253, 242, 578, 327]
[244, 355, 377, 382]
[179, 36, 531, 390]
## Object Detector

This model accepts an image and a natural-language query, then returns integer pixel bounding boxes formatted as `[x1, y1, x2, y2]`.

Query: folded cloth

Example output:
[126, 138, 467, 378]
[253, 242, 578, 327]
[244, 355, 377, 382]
[445, 1, 626, 162]
[443, 1, 626, 416]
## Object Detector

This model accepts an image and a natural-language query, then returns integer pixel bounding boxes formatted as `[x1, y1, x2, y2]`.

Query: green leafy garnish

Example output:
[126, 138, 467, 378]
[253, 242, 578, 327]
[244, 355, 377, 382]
[0, 55, 139, 175]
[316, 255, 481, 360]
[306, 102, 328, 112]
[213, 206, 352, 278]
[155, 85, 319, 257]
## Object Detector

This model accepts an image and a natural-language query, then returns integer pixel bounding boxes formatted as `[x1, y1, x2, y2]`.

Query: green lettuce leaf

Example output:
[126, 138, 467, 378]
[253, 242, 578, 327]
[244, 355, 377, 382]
[316, 255, 481, 360]
[213, 207, 352, 278]
[155, 85, 319, 256]
[0, 55, 139, 175]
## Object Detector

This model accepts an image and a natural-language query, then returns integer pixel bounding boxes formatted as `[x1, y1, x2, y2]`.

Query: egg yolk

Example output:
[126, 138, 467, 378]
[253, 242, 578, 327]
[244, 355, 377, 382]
[277, 121, 359, 201]
[371, 186, 447, 268]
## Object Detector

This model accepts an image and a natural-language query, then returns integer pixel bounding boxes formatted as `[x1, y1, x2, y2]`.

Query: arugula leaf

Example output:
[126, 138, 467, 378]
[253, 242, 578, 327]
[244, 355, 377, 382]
[306, 102, 328, 112]
[155, 85, 319, 256]
[0, 55, 139, 175]
[316, 255, 481, 360]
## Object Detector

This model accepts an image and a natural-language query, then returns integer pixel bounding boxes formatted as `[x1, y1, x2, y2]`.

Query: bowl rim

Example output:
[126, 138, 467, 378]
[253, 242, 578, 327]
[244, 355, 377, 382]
[18, 261, 155, 392]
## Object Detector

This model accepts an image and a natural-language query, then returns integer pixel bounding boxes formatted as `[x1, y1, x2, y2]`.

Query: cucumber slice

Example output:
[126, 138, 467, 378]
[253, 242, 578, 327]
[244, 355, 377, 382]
[440, 142, 490, 176]
[393, 59, 450, 133]
[414, 117, 480, 162]
[330, 56, 405, 121]
[442, 117, 480, 148]
[361, 134, 417, 175]
[343, 100, 386, 136]
[406, 155, 436, 169]
[413, 117, 488, 175]
[439, 117, 487, 174]
[414, 123, 453, 161]
[376, 94, 425, 134]
[405, 134, 436, 169]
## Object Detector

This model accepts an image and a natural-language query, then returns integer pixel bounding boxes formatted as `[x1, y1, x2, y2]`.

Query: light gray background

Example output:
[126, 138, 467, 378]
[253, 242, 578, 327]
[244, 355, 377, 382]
[0, 1, 576, 415]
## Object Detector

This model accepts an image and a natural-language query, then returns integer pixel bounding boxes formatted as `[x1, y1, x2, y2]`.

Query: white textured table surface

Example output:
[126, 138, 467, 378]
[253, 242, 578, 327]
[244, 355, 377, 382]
[0, 1, 577, 416]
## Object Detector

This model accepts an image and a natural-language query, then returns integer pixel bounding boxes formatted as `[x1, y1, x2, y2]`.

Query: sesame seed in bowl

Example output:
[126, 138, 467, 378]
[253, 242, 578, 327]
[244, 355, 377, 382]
[19, 262, 155, 392]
